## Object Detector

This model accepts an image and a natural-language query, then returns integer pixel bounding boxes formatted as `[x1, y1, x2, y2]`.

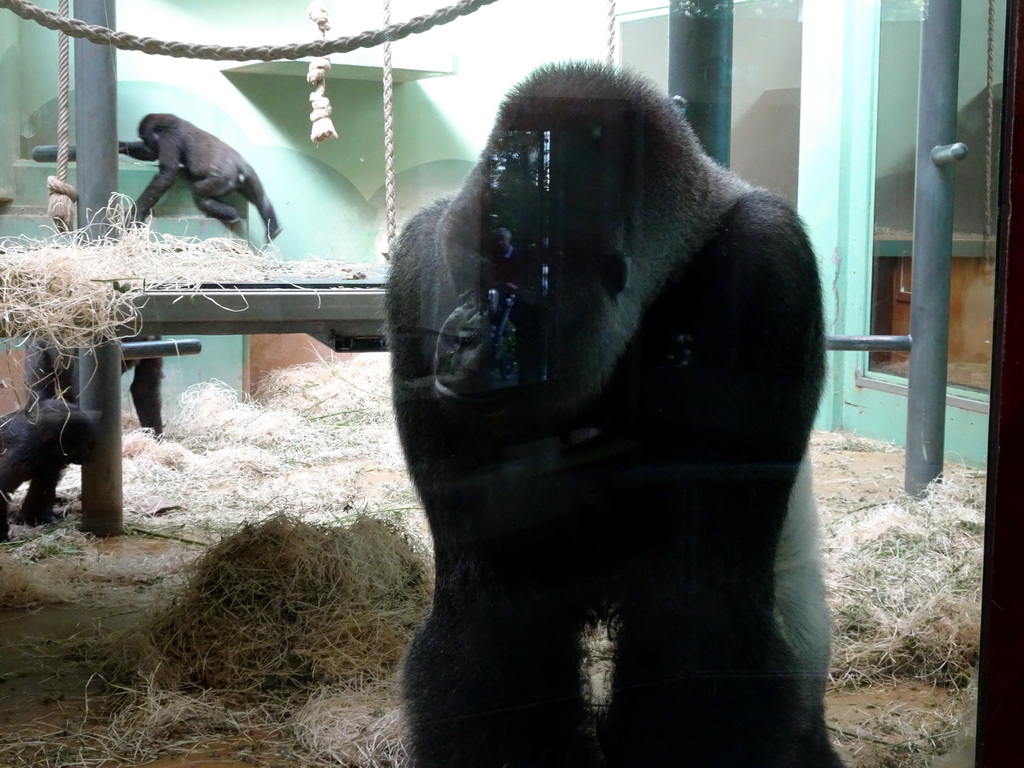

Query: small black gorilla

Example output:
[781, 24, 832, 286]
[131, 113, 281, 241]
[27, 338, 164, 436]
[1, 400, 95, 542]
[385, 62, 841, 767]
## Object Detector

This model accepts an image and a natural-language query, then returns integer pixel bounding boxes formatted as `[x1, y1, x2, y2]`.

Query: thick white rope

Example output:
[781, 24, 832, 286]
[0, 0, 501, 61]
[382, 0, 397, 253]
[47, 0, 76, 232]
[983, 0, 997, 260]
[606, 0, 616, 66]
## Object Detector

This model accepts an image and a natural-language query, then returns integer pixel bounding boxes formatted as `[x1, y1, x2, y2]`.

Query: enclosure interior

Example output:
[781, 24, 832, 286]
[0, 1, 1007, 767]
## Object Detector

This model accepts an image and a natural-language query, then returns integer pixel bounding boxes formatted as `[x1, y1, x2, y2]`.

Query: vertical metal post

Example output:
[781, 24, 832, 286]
[74, 0, 123, 536]
[74, 0, 118, 239]
[78, 344, 123, 536]
[904, 0, 963, 497]
[668, 0, 733, 166]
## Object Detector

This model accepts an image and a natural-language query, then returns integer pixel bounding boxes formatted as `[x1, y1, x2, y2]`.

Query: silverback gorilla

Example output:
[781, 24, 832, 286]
[130, 114, 281, 242]
[385, 63, 841, 767]
[1, 400, 95, 542]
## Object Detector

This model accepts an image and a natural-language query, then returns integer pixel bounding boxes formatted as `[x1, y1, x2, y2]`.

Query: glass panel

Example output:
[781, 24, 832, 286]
[620, 1, 804, 201]
[869, 0, 1004, 392]
[730, 0, 803, 204]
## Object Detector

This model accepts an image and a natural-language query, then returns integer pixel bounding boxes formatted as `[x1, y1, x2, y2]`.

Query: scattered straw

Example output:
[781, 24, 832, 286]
[0, 554, 77, 606]
[293, 690, 409, 768]
[829, 681, 977, 768]
[0, 354, 985, 767]
[67, 513, 430, 764]
[255, 352, 395, 429]
[0, 198, 274, 350]
[0, 196, 382, 353]
[826, 465, 985, 690]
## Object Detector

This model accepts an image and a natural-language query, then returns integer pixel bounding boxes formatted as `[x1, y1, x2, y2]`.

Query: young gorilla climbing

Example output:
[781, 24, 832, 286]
[130, 113, 281, 241]
[0, 400, 95, 542]
[385, 62, 842, 767]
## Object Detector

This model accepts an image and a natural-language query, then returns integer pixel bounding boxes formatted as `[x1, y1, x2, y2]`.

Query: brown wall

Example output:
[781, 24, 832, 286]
[0, 348, 27, 414]
[246, 334, 354, 396]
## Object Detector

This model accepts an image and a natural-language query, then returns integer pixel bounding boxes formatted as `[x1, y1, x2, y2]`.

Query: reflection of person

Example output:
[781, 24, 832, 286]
[488, 227, 518, 291]
[484, 228, 520, 382]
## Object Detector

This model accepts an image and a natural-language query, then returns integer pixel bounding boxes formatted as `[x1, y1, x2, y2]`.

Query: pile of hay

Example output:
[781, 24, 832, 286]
[2, 355, 424, 765]
[106, 513, 429, 695]
[92, 513, 429, 762]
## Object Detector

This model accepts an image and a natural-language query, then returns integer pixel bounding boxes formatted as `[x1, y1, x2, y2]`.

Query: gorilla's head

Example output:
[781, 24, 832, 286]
[427, 63, 716, 435]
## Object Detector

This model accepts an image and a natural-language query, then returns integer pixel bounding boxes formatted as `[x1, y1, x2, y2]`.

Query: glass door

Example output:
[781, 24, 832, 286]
[868, 0, 1005, 398]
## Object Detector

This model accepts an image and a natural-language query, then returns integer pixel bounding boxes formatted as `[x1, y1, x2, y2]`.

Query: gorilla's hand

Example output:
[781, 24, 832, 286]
[434, 297, 497, 401]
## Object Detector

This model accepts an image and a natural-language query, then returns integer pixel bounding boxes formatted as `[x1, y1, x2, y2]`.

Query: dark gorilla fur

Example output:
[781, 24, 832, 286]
[1, 400, 95, 542]
[27, 338, 164, 436]
[385, 62, 841, 767]
[131, 113, 281, 241]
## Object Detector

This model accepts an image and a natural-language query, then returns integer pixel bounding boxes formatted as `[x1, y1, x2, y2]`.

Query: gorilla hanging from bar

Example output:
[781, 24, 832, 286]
[130, 113, 281, 241]
[385, 62, 841, 768]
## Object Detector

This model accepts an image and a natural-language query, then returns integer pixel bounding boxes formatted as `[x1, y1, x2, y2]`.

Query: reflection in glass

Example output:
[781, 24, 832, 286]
[869, 1, 1004, 392]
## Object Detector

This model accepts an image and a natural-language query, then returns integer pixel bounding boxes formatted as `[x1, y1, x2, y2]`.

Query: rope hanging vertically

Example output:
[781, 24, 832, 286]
[983, 0, 997, 261]
[605, 0, 616, 67]
[307, 1, 339, 142]
[47, 0, 76, 231]
[382, 0, 397, 254]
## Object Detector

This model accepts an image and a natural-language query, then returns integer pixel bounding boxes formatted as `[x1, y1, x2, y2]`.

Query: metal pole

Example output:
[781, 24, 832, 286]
[73, 0, 118, 239]
[668, 0, 733, 166]
[120, 338, 203, 359]
[74, 0, 122, 536]
[78, 343, 123, 537]
[826, 335, 912, 352]
[904, 0, 964, 497]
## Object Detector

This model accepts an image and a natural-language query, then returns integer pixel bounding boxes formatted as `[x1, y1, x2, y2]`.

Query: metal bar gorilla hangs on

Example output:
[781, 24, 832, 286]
[74, 0, 124, 536]
[904, 0, 964, 497]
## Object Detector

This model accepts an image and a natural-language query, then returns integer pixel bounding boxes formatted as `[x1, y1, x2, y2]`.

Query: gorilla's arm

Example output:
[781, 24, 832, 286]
[132, 117, 186, 223]
[386, 197, 470, 464]
[637, 190, 825, 464]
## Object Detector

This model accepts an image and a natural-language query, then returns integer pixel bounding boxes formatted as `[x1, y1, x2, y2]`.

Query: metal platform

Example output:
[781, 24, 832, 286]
[132, 280, 387, 348]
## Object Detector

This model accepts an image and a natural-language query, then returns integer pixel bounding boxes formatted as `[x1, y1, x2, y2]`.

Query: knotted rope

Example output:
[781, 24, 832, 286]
[307, 1, 339, 143]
